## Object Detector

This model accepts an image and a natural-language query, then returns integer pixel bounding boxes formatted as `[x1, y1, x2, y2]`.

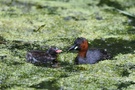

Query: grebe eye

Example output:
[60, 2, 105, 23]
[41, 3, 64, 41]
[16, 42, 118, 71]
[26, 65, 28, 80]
[82, 41, 85, 43]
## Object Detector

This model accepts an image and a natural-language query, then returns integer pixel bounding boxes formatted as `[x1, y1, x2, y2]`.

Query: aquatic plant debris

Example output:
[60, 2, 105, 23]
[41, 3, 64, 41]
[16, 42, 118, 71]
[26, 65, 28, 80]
[0, 0, 135, 90]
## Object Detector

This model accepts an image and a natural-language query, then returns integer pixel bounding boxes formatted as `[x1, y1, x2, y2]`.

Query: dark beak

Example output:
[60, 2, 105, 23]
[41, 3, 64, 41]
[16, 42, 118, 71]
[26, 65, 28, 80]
[68, 44, 78, 51]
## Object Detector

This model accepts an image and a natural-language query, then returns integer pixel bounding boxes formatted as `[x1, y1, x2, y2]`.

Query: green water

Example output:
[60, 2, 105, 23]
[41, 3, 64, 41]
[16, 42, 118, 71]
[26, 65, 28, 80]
[0, 0, 135, 90]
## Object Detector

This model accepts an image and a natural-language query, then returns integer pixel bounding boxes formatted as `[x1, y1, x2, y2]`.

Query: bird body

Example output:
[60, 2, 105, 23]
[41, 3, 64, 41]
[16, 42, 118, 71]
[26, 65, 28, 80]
[68, 37, 111, 64]
[26, 46, 62, 66]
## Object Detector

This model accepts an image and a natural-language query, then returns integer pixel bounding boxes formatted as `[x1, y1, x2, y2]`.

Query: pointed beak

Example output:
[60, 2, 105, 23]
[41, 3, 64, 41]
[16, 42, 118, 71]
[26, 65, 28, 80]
[68, 44, 78, 51]
[53, 47, 62, 53]
[56, 49, 62, 53]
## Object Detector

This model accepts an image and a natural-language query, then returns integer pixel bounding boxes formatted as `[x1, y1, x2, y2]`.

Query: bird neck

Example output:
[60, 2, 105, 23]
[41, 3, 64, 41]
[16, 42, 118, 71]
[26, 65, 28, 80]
[78, 50, 87, 58]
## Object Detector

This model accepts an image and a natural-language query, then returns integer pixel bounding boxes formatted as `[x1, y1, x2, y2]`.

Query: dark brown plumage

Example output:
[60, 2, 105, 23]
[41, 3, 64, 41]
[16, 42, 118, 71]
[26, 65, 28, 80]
[26, 46, 62, 67]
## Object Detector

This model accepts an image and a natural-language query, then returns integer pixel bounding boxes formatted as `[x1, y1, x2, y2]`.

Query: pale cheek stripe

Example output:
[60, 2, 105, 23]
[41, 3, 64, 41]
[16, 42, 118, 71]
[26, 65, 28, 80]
[74, 46, 78, 49]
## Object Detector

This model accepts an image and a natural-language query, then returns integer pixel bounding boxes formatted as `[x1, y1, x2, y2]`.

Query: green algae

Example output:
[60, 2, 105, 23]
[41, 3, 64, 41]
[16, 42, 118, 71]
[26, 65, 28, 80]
[0, 0, 135, 90]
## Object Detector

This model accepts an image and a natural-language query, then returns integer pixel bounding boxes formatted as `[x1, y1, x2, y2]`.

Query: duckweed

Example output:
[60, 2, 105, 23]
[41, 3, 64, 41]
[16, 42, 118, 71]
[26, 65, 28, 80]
[0, 0, 135, 90]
